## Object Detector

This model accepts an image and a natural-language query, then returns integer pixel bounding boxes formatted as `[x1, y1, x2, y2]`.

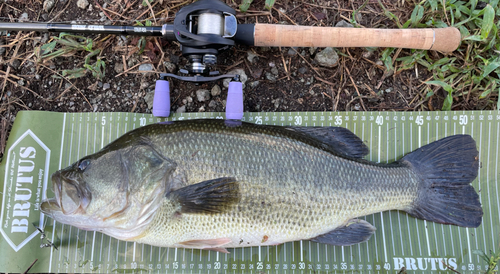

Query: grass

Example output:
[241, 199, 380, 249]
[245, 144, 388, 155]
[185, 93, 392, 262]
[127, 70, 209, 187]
[377, 0, 500, 110]
[239, 0, 276, 12]
[36, 33, 105, 80]
[474, 249, 500, 274]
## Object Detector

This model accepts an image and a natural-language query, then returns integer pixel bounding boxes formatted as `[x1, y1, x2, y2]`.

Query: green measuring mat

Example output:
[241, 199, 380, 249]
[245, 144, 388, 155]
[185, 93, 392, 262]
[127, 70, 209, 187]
[1, 110, 499, 273]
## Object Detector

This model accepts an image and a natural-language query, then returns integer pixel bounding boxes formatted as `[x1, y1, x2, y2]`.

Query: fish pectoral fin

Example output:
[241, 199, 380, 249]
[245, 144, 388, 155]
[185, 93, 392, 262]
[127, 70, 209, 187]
[179, 238, 232, 253]
[285, 126, 369, 158]
[168, 177, 239, 214]
[310, 219, 376, 246]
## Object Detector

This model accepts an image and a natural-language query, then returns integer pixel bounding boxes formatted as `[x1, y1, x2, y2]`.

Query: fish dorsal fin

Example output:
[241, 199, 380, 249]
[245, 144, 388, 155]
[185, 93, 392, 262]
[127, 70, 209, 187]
[286, 127, 369, 158]
[310, 219, 376, 246]
[167, 177, 239, 214]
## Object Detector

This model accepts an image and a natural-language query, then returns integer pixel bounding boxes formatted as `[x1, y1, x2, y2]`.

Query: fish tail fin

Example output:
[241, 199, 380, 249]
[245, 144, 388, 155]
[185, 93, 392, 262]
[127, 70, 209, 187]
[400, 135, 483, 228]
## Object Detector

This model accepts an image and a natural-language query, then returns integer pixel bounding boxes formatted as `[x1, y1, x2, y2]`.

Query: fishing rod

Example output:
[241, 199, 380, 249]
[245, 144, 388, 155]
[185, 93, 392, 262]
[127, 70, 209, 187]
[0, 0, 461, 118]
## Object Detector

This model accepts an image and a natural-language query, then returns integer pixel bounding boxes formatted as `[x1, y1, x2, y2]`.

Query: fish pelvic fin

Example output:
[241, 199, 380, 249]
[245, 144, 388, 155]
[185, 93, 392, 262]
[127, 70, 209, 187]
[310, 219, 376, 246]
[400, 135, 483, 228]
[178, 238, 231, 253]
[167, 177, 240, 214]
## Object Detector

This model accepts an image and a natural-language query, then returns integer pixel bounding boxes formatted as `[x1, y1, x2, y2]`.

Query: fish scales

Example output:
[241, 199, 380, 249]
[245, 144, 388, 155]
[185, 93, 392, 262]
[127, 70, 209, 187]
[134, 121, 418, 248]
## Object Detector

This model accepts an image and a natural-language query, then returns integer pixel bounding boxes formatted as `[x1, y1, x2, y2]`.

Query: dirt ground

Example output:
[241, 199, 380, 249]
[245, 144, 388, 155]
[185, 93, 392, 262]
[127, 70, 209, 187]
[0, 0, 486, 158]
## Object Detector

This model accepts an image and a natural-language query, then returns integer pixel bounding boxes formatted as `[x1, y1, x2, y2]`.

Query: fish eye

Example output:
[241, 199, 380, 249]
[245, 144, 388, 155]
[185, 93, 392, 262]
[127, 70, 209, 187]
[78, 159, 90, 171]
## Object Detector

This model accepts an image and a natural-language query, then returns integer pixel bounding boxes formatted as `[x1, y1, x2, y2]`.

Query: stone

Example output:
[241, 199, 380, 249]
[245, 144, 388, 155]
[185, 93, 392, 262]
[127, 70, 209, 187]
[271, 67, 279, 76]
[43, 0, 55, 12]
[176, 105, 186, 113]
[265, 72, 277, 82]
[208, 100, 217, 108]
[247, 51, 258, 63]
[314, 47, 339, 68]
[196, 89, 210, 102]
[223, 68, 248, 89]
[335, 20, 354, 28]
[19, 13, 29, 22]
[298, 67, 308, 74]
[103, 83, 110, 90]
[114, 62, 124, 73]
[163, 61, 176, 73]
[11, 60, 21, 70]
[77, 0, 89, 9]
[211, 85, 221, 96]
[144, 91, 155, 109]
[138, 63, 153, 72]
[287, 47, 298, 56]
[248, 81, 260, 89]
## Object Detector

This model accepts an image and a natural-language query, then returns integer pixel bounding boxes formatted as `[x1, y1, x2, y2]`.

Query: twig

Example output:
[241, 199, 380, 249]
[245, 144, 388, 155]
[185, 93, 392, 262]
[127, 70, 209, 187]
[94, 0, 113, 21]
[273, 7, 297, 25]
[236, 12, 271, 18]
[152, 0, 191, 19]
[440, 260, 460, 274]
[122, 55, 128, 76]
[144, 0, 157, 24]
[135, 1, 160, 21]
[1, 66, 10, 94]
[291, 48, 322, 77]
[345, 66, 367, 111]
[315, 76, 336, 86]
[333, 86, 341, 111]
[346, 95, 371, 110]
[103, 7, 132, 20]
[22, 259, 38, 274]
[279, 47, 290, 81]
[224, 59, 244, 71]
[243, 59, 253, 76]
[8, 32, 23, 66]
[48, 0, 72, 22]
[115, 62, 153, 77]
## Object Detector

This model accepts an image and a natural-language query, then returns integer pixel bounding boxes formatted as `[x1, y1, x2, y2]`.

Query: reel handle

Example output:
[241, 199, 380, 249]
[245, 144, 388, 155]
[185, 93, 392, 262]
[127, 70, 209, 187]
[226, 81, 243, 120]
[152, 80, 171, 117]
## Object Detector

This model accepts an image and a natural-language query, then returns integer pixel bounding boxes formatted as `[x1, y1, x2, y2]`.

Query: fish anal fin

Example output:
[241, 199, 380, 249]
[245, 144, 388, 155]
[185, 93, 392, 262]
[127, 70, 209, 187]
[168, 177, 239, 214]
[311, 219, 376, 246]
[179, 238, 232, 252]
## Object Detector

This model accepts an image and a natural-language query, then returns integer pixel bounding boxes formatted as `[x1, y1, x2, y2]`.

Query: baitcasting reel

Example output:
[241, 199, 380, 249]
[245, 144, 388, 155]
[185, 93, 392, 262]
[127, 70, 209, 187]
[154, 0, 243, 118]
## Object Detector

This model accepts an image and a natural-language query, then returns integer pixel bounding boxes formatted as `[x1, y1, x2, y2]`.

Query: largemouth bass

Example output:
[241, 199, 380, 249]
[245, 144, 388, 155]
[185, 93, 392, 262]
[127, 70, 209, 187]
[41, 119, 482, 252]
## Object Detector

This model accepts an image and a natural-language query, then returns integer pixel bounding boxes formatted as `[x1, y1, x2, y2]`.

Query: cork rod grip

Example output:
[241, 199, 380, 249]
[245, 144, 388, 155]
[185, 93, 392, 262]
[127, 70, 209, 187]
[254, 24, 461, 52]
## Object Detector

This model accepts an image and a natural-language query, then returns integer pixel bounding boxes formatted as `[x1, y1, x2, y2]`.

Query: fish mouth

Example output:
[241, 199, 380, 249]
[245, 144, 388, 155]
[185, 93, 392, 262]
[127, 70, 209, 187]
[40, 171, 64, 215]
[40, 170, 91, 215]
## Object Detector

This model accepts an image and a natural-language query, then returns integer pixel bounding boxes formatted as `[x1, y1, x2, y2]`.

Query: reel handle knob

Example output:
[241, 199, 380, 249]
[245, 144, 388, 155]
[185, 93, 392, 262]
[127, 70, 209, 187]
[226, 81, 243, 120]
[152, 80, 171, 117]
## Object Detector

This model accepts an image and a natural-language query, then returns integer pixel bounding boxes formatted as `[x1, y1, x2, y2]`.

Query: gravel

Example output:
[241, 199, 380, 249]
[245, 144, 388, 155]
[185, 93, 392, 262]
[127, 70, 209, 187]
[211, 85, 221, 97]
[138, 63, 153, 72]
[77, 0, 89, 9]
[315, 47, 339, 67]
[196, 89, 211, 102]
